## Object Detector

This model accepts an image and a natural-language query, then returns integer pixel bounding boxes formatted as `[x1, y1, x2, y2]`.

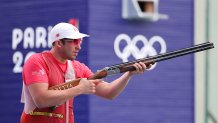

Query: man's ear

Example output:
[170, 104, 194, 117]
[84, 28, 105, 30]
[56, 40, 63, 47]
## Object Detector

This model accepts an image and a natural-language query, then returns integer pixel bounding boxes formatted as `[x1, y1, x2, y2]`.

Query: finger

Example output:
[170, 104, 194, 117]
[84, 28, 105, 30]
[91, 85, 96, 93]
[91, 79, 103, 85]
[80, 78, 87, 83]
[147, 64, 152, 69]
[91, 83, 96, 87]
[132, 63, 139, 72]
[92, 86, 95, 91]
[92, 89, 96, 94]
[139, 62, 147, 70]
[135, 63, 142, 70]
[81, 78, 87, 80]
[135, 63, 143, 72]
[90, 79, 103, 83]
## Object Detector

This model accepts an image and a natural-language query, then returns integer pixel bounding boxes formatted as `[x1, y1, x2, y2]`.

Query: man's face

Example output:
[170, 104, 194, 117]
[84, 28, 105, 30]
[60, 38, 83, 60]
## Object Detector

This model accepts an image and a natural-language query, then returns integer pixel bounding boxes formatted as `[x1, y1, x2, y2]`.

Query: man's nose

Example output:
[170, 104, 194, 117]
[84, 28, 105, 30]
[76, 43, 82, 50]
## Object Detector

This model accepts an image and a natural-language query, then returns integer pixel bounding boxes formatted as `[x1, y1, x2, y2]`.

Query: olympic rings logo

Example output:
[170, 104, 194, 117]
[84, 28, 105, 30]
[114, 34, 167, 69]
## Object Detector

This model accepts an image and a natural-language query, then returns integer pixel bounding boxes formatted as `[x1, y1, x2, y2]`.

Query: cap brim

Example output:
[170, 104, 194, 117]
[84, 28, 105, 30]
[66, 33, 89, 39]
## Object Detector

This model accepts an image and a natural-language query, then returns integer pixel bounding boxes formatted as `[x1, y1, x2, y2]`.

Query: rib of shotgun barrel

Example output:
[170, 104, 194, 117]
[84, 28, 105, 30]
[107, 42, 214, 73]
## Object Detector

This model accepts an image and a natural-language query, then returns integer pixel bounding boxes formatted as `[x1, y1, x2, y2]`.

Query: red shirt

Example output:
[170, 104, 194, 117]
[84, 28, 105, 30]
[21, 51, 93, 123]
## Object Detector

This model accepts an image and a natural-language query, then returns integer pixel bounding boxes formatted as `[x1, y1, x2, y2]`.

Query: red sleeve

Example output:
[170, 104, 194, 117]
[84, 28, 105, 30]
[72, 60, 93, 78]
[22, 54, 48, 85]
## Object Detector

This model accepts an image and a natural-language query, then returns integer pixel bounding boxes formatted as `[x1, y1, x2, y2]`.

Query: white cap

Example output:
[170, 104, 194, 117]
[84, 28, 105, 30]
[50, 22, 89, 43]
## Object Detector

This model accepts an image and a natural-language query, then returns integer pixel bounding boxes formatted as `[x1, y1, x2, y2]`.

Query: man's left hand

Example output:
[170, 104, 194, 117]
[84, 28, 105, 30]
[129, 62, 152, 75]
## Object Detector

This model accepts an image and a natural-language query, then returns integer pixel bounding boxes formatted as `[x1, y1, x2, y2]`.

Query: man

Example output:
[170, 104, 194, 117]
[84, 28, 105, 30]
[20, 22, 149, 123]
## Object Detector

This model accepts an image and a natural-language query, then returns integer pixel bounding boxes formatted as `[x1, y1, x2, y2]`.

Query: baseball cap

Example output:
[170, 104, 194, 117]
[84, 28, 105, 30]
[50, 22, 89, 43]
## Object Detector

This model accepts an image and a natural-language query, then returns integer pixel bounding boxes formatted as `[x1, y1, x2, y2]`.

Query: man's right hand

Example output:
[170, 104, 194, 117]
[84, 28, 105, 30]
[77, 78, 102, 94]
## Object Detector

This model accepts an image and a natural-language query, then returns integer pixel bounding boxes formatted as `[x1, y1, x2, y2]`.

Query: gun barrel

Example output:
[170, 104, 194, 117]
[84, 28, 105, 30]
[111, 42, 213, 68]
[154, 42, 214, 62]
[112, 42, 214, 73]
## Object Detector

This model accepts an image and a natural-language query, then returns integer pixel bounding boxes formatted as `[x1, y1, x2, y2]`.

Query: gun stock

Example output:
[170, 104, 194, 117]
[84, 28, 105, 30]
[48, 69, 108, 90]
[49, 42, 214, 90]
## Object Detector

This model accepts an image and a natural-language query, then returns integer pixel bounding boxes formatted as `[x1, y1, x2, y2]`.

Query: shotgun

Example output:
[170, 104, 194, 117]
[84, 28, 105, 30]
[49, 42, 214, 90]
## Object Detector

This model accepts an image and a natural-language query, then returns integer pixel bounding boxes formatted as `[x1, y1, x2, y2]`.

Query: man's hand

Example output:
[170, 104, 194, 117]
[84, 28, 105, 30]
[129, 62, 152, 75]
[77, 78, 103, 94]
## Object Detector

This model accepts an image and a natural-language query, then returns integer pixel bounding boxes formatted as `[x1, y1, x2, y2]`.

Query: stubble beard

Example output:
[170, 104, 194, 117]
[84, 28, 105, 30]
[66, 51, 76, 60]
